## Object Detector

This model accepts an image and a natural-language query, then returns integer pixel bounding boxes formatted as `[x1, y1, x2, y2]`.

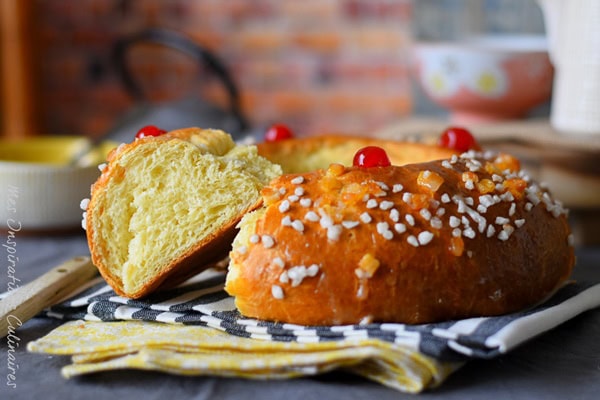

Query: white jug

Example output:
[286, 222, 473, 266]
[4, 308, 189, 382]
[537, 0, 600, 135]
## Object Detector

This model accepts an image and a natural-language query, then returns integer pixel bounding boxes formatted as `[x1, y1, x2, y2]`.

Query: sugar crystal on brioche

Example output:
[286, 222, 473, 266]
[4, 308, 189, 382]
[85, 127, 281, 298]
[225, 150, 575, 326]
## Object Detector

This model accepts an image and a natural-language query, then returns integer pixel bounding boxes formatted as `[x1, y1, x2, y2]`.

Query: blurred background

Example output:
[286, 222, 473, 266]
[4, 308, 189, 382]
[1, 0, 599, 243]
[0, 0, 547, 139]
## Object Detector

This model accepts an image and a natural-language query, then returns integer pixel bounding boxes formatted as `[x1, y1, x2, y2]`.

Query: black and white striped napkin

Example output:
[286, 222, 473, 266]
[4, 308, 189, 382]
[41, 268, 600, 362]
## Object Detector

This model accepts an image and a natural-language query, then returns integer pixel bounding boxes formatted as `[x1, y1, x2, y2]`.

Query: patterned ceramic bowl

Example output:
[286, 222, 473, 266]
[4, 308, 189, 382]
[414, 35, 553, 123]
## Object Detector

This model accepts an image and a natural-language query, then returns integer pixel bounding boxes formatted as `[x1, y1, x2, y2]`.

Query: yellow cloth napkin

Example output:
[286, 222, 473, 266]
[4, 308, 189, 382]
[27, 320, 461, 393]
[26, 270, 600, 393]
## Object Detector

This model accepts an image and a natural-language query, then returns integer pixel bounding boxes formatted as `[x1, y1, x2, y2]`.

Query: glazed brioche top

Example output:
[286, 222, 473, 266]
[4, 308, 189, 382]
[226, 150, 574, 324]
[238, 150, 571, 267]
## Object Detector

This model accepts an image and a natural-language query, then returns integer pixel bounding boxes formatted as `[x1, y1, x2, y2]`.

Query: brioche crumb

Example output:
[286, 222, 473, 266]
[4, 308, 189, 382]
[90, 129, 281, 297]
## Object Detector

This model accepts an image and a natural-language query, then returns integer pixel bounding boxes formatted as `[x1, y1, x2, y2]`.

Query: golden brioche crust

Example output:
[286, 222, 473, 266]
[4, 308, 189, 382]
[226, 151, 575, 325]
[256, 134, 457, 173]
[86, 127, 281, 298]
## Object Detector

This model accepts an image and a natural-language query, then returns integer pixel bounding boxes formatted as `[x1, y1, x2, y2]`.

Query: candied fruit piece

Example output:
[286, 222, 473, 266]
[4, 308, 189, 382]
[485, 161, 502, 176]
[261, 186, 282, 205]
[327, 163, 346, 177]
[357, 253, 380, 278]
[449, 236, 464, 257]
[494, 153, 520, 173]
[503, 178, 528, 199]
[409, 193, 431, 210]
[461, 171, 479, 184]
[477, 179, 495, 194]
[418, 170, 445, 192]
[320, 176, 343, 192]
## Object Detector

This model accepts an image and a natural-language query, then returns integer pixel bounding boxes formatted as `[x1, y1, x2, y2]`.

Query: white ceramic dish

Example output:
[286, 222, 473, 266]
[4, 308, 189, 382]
[0, 161, 100, 232]
[0, 136, 114, 232]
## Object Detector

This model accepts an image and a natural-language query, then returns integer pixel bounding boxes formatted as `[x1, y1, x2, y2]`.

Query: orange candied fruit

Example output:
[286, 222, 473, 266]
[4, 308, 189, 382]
[484, 161, 502, 175]
[319, 175, 343, 194]
[448, 236, 464, 257]
[341, 182, 369, 204]
[408, 193, 431, 210]
[418, 170, 445, 192]
[493, 153, 520, 173]
[327, 163, 346, 177]
[261, 186, 283, 205]
[503, 178, 528, 199]
[358, 253, 381, 278]
[461, 171, 479, 184]
[477, 179, 495, 194]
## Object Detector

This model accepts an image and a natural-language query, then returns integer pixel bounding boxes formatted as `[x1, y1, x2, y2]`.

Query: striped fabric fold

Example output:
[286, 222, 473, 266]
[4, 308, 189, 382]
[40, 269, 600, 362]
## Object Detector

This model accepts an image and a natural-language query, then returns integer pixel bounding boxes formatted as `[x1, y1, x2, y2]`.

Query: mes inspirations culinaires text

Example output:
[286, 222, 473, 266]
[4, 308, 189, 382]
[5, 184, 22, 388]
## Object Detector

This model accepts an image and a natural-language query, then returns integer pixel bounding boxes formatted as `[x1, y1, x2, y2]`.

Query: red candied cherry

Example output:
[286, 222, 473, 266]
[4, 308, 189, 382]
[264, 124, 294, 142]
[353, 146, 391, 168]
[438, 126, 481, 152]
[135, 125, 167, 139]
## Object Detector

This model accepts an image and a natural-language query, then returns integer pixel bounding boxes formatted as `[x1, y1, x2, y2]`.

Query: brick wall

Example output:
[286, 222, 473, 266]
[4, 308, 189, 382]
[32, 0, 414, 138]
[29, 0, 544, 138]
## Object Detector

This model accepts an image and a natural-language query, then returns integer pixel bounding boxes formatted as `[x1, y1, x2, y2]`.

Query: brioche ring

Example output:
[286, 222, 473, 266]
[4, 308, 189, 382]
[225, 151, 575, 325]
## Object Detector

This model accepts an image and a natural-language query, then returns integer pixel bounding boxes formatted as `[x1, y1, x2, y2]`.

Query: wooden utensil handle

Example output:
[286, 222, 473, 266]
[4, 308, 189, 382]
[0, 256, 98, 338]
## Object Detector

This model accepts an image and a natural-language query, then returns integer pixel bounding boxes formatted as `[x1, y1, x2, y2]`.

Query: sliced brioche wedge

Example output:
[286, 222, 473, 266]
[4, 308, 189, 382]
[85, 127, 281, 298]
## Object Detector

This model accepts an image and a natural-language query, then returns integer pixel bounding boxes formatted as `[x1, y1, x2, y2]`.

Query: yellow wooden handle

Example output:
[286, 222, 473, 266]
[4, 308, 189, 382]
[0, 256, 98, 338]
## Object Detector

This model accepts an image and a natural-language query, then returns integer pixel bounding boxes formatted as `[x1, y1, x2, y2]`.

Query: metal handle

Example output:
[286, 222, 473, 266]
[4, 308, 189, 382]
[112, 28, 249, 133]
